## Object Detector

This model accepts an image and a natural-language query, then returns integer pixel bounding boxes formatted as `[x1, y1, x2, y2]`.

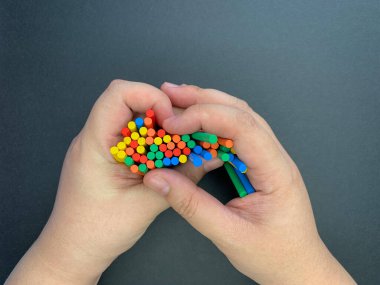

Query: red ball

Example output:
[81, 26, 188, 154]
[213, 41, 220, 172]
[139, 155, 148, 164]
[159, 144, 167, 152]
[132, 153, 141, 162]
[157, 129, 166, 138]
[164, 150, 173, 158]
[182, 147, 191, 155]
[173, 148, 181, 157]
[121, 128, 131, 137]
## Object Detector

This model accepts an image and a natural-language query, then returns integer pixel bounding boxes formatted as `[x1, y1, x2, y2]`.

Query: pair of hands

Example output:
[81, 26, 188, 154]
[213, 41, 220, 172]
[6, 80, 355, 285]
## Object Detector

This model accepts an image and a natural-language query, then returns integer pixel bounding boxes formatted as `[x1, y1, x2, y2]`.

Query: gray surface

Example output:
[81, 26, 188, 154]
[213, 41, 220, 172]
[1, 1, 379, 284]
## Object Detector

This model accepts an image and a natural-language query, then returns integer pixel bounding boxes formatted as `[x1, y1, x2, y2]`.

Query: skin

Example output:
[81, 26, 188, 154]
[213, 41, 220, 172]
[6, 80, 356, 284]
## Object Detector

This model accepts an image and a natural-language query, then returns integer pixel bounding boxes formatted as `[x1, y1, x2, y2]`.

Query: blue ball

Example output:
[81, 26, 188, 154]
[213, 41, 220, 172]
[135, 117, 144, 129]
[193, 145, 202, 154]
[201, 150, 212, 161]
[171, 157, 179, 166]
[163, 157, 171, 167]
[189, 153, 202, 167]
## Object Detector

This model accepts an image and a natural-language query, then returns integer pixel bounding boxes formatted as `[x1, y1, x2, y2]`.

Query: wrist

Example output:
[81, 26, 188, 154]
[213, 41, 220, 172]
[278, 238, 356, 285]
[305, 239, 356, 285]
[6, 228, 108, 285]
[36, 219, 114, 283]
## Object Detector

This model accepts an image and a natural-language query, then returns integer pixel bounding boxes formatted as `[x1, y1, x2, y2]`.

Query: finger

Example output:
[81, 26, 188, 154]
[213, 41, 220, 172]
[162, 104, 294, 193]
[83, 80, 174, 148]
[161, 82, 290, 158]
[170, 105, 225, 183]
[161, 82, 253, 114]
[143, 168, 235, 242]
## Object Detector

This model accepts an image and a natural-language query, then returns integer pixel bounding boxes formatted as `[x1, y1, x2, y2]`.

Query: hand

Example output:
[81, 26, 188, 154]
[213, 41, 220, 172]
[6, 80, 220, 285]
[144, 83, 357, 285]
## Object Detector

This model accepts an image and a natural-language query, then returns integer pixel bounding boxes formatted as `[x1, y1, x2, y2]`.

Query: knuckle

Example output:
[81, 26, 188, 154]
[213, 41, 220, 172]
[68, 134, 81, 154]
[188, 84, 203, 93]
[66, 134, 85, 163]
[202, 88, 226, 99]
[235, 110, 257, 129]
[188, 104, 210, 121]
[289, 161, 303, 184]
[107, 79, 127, 92]
[235, 98, 250, 110]
[202, 88, 217, 94]
[175, 190, 199, 220]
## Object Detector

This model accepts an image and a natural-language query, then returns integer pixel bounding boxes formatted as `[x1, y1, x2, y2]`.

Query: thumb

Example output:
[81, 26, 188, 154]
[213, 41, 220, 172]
[144, 169, 233, 242]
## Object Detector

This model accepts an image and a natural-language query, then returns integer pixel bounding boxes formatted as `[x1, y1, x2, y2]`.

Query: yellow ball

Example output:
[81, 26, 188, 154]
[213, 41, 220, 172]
[139, 127, 148, 137]
[136, 145, 146, 154]
[123, 137, 132, 146]
[179, 154, 188, 164]
[110, 146, 119, 156]
[117, 141, 126, 150]
[116, 151, 126, 162]
[163, 135, 172, 143]
[128, 121, 137, 132]
[154, 137, 163, 145]
[131, 132, 140, 140]
[138, 137, 146, 146]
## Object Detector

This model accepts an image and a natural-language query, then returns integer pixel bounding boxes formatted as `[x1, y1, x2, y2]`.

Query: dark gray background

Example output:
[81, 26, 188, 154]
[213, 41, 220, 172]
[1, 1, 379, 284]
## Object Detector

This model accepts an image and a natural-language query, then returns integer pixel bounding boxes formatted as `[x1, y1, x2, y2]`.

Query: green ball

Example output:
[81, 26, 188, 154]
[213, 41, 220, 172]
[187, 140, 196, 149]
[155, 151, 164, 160]
[138, 163, 148, 174]
[124, 156, 134, 166]
[155, 159, 163, 168]
[147, 152, 156, 160]
[150, 144, 158, 152]
[181, 134, 190, 142]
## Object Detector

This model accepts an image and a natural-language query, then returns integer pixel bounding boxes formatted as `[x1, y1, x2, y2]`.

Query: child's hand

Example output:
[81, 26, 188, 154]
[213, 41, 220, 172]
[144, 83, 356, 285]
[6, 80, 218, 285]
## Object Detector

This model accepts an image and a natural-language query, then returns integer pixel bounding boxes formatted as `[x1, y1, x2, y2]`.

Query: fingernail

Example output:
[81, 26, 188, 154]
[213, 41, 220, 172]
[148, 176, 170, 196]
[164, 82, 179, 88]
